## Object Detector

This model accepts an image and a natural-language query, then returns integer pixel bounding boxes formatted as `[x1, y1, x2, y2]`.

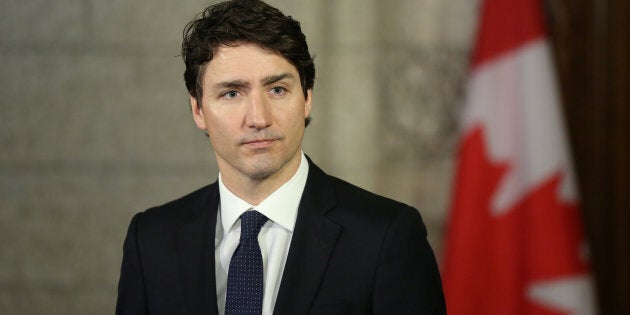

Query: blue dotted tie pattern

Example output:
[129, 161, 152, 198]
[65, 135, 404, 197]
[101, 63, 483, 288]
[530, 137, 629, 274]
[225, 210, 268, 314]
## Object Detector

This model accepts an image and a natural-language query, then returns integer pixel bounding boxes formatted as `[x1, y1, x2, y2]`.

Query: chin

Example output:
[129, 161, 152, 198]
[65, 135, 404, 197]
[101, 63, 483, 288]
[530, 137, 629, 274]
[242, 160, 281, 180]
[228, 151, 298, 181]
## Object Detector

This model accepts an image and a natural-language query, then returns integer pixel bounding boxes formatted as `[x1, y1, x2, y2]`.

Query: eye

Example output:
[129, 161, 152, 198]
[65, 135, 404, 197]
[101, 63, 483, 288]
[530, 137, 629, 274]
[269, 86, 286, 96]
[221, 90, 239, 99]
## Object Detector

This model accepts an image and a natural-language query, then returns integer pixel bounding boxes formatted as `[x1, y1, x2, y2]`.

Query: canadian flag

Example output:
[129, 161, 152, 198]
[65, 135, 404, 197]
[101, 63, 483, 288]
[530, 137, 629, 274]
[442, 0, 596, 314]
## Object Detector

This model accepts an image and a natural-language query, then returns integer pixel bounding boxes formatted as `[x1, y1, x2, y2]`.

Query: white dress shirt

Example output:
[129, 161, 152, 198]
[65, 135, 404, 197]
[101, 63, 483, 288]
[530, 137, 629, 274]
[215, 153, 309, 315]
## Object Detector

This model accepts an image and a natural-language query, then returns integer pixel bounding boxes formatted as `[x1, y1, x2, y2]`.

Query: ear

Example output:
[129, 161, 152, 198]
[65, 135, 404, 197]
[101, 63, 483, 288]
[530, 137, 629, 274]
[304, 89, 313, 118]
[190, 95, 207, 130]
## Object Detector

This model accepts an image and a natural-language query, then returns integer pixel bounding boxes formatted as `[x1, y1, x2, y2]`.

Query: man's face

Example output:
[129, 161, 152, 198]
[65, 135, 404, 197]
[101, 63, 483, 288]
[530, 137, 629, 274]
[191, 43, 312, 184]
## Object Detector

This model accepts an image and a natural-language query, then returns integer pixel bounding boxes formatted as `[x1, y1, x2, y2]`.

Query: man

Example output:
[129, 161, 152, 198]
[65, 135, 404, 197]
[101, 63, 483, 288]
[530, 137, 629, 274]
[116, 0, 446, 314]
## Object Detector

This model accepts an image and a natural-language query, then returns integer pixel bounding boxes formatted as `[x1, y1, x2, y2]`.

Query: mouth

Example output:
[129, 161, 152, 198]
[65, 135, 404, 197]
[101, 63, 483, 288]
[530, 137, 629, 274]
[242, 138, 278, 149]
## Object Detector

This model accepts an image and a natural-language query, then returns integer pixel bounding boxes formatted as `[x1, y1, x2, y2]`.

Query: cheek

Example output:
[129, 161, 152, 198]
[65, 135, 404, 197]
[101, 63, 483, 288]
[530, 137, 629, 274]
[285, 113, 306, 140]
[205, 108, 238, 131]
[205, 117, 233, 145]
[208, 106, 246, 126]
[208, 121, 229, 135]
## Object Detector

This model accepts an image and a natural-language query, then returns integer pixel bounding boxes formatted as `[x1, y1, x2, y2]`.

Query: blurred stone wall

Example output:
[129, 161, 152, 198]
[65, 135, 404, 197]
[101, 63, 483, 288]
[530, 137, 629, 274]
[0, 0, 478, 313]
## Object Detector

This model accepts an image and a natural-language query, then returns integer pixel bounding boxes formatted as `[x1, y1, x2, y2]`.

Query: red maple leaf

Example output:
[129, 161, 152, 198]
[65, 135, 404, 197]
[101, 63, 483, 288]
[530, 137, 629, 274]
[443, 126, 589, 315]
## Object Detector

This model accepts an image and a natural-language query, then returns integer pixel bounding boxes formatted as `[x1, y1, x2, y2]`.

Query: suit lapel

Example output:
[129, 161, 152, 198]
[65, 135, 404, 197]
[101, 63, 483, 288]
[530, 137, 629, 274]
[175, 183, 220, 315]
[274, 160, 342, 315]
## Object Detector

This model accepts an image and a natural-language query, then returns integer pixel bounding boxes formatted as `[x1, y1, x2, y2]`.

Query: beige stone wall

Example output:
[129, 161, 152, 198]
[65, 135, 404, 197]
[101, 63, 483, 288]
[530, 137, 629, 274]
[0, 0, 478, 313]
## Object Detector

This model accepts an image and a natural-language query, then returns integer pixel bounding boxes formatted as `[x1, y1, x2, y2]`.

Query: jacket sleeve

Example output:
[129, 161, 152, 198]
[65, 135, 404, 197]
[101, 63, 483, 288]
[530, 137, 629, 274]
[372, 207, 446, 314]
[116, 213, 148, 315]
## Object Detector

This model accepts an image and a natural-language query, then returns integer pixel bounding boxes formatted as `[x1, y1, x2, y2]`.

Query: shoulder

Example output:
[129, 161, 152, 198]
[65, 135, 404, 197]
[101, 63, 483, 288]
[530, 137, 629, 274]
[327, 175, 410, 210]
[307, 161, 425, 234]
[131, 183, 218, 230]
[328, 175, 423, 224]
[333, 175, 404, 203]
[307, 157, 410, 210]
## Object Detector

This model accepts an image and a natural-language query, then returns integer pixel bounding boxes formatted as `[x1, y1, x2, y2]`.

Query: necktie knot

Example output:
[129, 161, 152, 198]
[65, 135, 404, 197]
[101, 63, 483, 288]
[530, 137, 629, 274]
[240, 210, 268, 240]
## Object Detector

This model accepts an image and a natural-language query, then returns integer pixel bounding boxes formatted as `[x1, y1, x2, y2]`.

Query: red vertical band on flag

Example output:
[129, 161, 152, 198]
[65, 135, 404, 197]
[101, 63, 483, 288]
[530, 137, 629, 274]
[471, 0, 546, 68]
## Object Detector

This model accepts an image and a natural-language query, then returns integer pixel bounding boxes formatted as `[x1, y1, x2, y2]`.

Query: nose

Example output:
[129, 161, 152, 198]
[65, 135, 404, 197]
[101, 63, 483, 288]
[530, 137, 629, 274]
[245, 90, 272, 130]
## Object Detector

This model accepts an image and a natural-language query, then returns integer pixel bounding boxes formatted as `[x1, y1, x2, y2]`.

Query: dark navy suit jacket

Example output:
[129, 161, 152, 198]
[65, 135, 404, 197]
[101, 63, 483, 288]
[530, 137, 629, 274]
[116, 159, 446, 314]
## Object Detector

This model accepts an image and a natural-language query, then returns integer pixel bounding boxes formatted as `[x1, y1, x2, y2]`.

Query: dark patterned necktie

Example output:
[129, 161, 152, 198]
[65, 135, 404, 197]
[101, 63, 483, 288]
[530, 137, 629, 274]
[225, 210, 268, 314]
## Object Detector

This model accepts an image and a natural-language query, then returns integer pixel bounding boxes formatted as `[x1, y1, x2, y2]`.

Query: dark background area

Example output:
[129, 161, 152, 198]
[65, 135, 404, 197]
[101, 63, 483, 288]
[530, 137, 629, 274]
[547, 0, 629, 313]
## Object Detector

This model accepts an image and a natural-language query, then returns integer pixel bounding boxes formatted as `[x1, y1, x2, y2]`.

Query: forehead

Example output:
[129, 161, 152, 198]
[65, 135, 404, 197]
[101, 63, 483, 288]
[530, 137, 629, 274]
[202, 44, 298, 84]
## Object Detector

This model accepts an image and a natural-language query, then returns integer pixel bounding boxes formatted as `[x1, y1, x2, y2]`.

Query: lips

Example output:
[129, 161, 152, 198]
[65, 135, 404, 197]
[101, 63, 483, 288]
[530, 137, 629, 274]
[243, 138, 277, 148]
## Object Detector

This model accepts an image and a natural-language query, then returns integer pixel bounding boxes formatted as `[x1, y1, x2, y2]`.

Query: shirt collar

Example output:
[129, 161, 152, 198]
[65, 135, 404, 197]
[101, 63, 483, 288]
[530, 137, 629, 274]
[218, 152, 309, 233]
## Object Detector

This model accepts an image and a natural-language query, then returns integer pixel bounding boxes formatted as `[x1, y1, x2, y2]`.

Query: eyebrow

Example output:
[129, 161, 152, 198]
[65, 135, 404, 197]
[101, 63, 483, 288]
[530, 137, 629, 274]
[214, 80, 249, 90]
[213, 73, 296, 91]
[261, 73, 295, 86]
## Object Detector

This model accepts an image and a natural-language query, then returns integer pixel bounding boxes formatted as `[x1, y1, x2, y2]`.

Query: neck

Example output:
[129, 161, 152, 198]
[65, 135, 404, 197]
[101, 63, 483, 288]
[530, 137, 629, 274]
[219, 153, 302, 205]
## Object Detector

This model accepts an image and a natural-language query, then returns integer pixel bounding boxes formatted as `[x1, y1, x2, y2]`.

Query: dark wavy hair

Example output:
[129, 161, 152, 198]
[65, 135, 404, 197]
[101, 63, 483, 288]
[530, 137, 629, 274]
[182, 0, 315, 123]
